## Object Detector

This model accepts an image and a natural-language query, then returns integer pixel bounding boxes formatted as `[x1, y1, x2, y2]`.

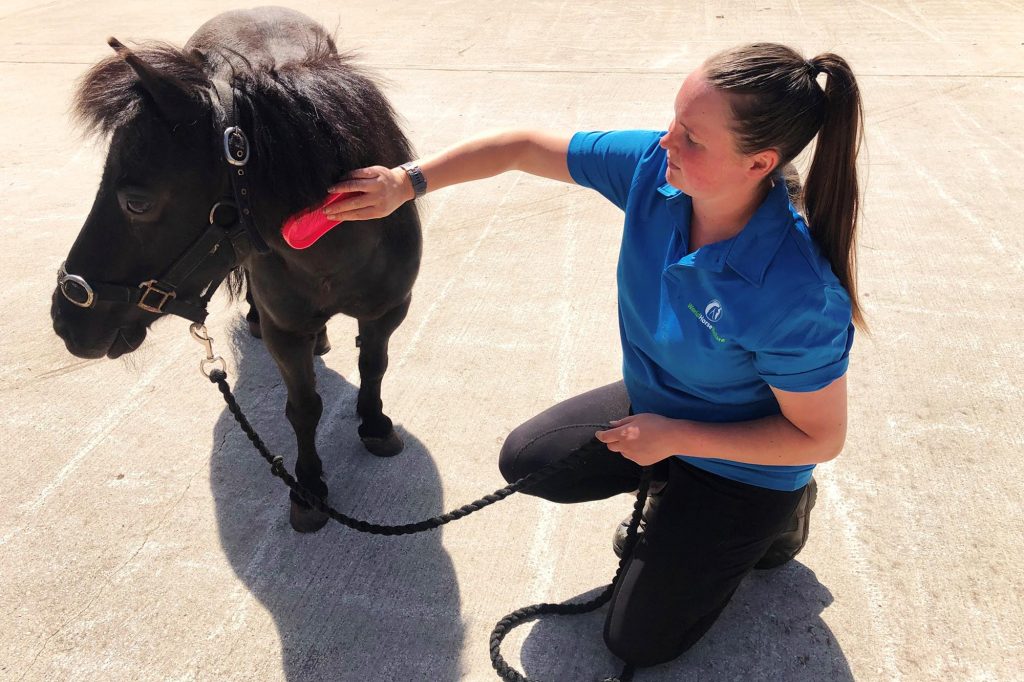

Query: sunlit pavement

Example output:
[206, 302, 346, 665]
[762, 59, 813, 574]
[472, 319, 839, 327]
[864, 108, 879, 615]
[2, 1, 1022, 680]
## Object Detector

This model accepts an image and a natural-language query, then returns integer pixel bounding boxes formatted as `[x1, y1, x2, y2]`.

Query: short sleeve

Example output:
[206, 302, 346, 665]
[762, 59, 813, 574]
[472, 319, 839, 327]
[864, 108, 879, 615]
[567, 130, 662, 211]
[753, 285, 854, 392]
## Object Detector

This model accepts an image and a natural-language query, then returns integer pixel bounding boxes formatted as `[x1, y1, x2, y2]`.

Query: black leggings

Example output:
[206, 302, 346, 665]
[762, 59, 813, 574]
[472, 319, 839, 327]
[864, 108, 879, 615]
[498, 381, 806, 667]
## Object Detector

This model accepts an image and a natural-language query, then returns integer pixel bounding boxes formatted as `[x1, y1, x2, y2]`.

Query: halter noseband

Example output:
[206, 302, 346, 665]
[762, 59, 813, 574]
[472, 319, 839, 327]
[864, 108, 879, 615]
[56, 79, 270, 324]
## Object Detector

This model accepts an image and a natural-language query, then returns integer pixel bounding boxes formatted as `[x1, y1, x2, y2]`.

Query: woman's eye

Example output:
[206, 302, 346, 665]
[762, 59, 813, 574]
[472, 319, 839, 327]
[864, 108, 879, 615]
[126, 199, 153, 214]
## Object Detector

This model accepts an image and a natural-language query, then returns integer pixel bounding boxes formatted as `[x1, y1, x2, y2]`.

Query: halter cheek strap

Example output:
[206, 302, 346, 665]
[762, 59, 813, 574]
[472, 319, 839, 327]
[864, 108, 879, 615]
[211, 78, 271, 255]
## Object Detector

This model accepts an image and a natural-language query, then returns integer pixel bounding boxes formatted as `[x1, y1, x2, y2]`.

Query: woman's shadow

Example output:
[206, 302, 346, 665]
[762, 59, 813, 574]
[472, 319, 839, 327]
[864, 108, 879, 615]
[209, 321, 463, 681]
[521, 549, 854, 680]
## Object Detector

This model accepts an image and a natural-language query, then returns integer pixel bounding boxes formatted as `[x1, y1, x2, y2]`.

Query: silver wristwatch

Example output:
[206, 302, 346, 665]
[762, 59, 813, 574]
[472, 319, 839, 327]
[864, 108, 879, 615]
[400, 162, 428, 199]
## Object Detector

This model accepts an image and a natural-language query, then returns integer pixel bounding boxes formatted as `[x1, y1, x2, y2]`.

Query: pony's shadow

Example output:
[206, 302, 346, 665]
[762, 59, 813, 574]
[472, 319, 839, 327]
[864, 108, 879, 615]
[521, 560, 853, 681]
[209, 321, 463, 681]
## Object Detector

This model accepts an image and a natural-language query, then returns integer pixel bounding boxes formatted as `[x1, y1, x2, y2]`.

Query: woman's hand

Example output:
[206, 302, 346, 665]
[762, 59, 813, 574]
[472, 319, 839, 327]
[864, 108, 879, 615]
[595, 414, 682, 467]
[323, 166, 414, 222]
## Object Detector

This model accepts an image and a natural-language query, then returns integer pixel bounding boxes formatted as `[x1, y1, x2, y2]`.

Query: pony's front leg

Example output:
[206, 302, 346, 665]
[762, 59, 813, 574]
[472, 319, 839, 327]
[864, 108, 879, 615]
[243, 270, 262, 339]
[244, 273, 331, 355]
[356, 296, 411, 457]
[259, 316, 330, 533]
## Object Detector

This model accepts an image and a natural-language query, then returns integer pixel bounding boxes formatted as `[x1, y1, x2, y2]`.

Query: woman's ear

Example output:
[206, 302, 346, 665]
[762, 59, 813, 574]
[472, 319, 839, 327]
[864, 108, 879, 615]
[747, 149, 780, 180]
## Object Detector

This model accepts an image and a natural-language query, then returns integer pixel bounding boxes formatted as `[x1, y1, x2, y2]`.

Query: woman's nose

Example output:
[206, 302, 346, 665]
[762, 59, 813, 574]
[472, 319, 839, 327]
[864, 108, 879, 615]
[659, 131, 678, 153]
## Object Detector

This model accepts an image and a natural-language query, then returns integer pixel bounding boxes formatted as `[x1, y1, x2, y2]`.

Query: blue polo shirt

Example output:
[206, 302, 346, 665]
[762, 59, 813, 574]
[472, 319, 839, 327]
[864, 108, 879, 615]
[567, 130, 853, 491]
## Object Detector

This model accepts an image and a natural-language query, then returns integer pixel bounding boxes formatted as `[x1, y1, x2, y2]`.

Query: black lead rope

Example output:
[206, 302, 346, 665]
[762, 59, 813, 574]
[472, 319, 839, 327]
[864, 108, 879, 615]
[489, 471, 650, 682]
[208, 368, 648, 681]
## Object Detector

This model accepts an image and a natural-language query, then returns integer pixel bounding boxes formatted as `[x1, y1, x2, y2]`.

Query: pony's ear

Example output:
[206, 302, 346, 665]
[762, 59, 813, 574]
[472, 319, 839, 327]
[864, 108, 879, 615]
[107, 36, 205, 126]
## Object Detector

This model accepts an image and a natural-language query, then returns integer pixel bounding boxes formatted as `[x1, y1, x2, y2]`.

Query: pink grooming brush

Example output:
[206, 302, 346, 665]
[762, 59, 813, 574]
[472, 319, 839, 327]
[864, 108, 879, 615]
[281, 191, 359, 249]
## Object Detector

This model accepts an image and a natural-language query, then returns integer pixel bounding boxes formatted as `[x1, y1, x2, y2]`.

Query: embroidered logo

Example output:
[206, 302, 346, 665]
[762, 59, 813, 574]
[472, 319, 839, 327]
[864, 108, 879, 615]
[687, 302, 728, 343]
[704, 299, 723, 322]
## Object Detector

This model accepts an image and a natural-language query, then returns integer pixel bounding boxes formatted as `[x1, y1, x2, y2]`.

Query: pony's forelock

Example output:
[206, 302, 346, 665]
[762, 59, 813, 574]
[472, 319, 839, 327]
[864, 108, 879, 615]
[71, 33, 414, 231]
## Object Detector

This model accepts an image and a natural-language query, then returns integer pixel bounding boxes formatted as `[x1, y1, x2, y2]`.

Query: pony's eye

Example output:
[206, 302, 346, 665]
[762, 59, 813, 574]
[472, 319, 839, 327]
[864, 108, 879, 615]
[126, 199, 153, 215]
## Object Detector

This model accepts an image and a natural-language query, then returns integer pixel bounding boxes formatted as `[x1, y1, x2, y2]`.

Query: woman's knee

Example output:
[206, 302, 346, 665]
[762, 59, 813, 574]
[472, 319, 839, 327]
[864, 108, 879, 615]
[498, 418, 587, 483]
[498, 424, 536, 484]
[498, 423, 600, 502]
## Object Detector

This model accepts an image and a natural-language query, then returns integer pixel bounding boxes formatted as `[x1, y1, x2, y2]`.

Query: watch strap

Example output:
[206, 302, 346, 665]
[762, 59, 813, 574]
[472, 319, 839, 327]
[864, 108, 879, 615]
[400, 162, 428, 198]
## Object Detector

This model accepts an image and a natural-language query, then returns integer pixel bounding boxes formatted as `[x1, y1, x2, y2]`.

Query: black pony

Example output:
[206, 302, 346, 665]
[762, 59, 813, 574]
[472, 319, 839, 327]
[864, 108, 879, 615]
[50, 7, 422, 533]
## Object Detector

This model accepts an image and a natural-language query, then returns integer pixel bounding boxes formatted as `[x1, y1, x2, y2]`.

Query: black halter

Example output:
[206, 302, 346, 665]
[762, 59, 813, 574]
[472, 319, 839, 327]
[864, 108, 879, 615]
[210, 78, 271, 256]
[56, 78, 270, 324]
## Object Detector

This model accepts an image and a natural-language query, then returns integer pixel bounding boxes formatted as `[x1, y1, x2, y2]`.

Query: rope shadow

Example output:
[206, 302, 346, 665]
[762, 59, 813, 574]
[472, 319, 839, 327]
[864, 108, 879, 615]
[208, 319, 464, 681]
[520, 560, 852, 681]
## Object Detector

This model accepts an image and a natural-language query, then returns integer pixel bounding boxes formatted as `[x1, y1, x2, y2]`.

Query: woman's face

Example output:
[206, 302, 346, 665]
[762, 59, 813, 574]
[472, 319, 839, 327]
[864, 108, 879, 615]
[659, 69, 766, 199]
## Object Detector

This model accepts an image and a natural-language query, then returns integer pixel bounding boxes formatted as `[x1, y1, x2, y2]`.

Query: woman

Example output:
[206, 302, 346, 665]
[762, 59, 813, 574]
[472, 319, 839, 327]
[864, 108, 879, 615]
[324, 43, 863, 668]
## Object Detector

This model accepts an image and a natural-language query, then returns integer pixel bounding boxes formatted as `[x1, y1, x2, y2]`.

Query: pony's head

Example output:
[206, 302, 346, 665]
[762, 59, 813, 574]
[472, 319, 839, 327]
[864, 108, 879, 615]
[52, 39, 232, 359]
[52, 33, 412, 359]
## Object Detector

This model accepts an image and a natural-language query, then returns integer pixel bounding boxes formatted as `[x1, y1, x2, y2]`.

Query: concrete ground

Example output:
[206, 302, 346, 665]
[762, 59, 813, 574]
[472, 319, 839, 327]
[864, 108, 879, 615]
[2, 1, 1022, 680]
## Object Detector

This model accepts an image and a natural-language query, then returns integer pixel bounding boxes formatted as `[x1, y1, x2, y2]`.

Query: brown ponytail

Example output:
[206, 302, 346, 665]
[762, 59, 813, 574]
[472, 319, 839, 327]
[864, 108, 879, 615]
[705, 44, 866, 330]
[802, 54, 865, 329]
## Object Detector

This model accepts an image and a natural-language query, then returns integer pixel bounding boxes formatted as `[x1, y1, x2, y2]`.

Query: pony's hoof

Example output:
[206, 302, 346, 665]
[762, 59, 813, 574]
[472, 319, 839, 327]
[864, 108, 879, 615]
[247, 317, 262, 339]
[289, 501, 330, 533]
[361, 431, 404, 457]
[314, 328, 331, 356]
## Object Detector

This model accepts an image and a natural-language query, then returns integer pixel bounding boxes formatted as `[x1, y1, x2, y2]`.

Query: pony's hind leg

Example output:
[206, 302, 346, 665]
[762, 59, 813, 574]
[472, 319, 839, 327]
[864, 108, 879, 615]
[259, 316, 330, 533]
[356, 296, 411, 457]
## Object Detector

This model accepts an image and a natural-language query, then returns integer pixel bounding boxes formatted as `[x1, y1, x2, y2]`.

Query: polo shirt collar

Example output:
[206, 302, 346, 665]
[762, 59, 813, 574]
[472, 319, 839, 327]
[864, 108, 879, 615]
[658, 175, 793, 287]
[724, 176, 794, 286]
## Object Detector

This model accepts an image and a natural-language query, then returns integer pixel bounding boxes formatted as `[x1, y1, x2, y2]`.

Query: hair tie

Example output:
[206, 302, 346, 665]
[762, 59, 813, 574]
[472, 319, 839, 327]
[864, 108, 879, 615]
[806, 59, 821, 77]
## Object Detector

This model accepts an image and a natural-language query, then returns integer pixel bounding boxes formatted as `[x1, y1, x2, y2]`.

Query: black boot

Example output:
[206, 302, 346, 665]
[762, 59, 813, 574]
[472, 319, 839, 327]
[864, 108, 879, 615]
[611, 478, 667, 558]
[754, 477, 817, 570]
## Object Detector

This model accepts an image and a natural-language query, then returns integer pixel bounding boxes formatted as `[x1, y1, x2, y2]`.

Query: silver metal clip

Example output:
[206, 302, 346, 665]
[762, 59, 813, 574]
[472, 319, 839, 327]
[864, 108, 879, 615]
[191, 322, 227, 378]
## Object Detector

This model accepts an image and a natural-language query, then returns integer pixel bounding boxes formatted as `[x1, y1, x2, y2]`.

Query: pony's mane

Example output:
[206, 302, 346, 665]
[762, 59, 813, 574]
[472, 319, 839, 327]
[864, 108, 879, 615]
[72, 38, 414, 216]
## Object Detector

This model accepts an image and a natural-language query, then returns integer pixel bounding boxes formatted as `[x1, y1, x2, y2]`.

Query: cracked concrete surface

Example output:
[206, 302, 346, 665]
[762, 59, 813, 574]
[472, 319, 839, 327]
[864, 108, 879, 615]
[2, 1, 1022, 681]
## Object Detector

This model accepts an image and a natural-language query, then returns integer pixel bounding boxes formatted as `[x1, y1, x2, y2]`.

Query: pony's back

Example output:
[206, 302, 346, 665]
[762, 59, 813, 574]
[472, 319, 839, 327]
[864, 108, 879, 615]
[185, 6, 338, 74]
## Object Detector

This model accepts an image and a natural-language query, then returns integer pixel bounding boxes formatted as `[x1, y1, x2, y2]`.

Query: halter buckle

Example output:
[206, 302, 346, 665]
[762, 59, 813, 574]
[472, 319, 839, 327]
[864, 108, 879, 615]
[137, 280, 176, 313]
[223, 126, 250, 167]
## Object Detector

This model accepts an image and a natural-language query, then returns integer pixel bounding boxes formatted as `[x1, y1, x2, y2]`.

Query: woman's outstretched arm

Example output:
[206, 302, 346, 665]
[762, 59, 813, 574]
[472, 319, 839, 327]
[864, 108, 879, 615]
[324, 129, 573, 222]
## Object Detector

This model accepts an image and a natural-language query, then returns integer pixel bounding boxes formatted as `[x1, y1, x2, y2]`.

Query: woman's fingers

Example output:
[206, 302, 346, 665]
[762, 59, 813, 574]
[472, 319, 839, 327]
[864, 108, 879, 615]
[328, 166, 383, 193]
[325, 203, 378, 221]
[328, 207, 378, 222]
[324, 186, 387, 220]
[324, 164, 410, 222]
[326, 193, 373, 213]
[329, 178, 374, 194]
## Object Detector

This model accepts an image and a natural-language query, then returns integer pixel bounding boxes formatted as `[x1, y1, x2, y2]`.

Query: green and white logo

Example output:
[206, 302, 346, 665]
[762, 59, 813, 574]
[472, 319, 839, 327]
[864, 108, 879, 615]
[704, 299, 723, 322]
[687, 302, 728, 343]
